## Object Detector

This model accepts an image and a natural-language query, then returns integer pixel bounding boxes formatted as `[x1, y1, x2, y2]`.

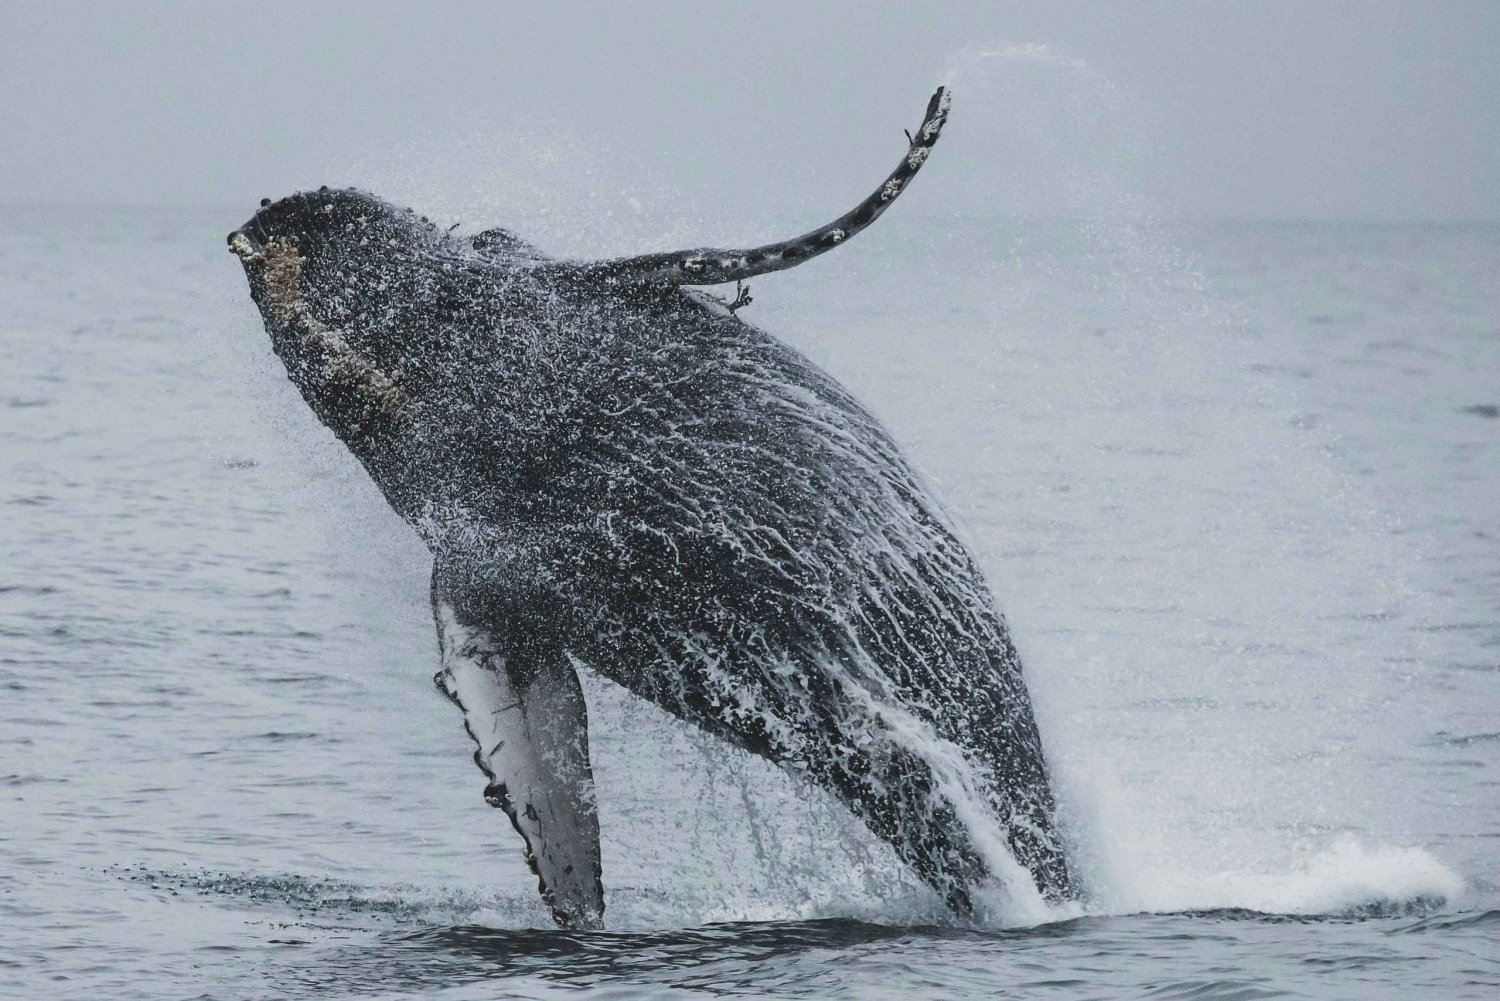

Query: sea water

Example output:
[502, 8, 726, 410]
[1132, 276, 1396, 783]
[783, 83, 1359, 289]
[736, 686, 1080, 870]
[3, 124, 1499, 998]
[1, 203, 1495, 999]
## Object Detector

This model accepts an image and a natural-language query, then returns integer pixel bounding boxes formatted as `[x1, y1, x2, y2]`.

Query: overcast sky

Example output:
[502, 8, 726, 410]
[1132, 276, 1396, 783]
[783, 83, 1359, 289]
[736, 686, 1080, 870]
[1, 1, 1495, 224]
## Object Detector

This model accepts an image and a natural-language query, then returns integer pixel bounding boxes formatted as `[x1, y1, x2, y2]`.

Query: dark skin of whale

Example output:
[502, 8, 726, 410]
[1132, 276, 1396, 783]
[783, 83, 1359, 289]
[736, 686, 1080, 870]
[228, 88, 1074, 928]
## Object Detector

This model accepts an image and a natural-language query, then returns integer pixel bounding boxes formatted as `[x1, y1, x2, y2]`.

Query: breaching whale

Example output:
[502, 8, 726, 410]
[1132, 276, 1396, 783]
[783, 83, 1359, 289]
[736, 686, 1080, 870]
[228, 88, 1074, 928]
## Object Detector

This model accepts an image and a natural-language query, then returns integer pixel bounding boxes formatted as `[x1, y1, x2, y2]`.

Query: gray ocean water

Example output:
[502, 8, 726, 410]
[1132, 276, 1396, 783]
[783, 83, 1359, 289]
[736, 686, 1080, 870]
[2, 206, 1496, 999]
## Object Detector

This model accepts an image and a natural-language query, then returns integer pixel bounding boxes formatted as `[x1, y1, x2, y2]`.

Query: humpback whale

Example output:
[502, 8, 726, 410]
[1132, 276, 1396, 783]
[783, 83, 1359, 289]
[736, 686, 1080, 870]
[228, 88, 1074, 928]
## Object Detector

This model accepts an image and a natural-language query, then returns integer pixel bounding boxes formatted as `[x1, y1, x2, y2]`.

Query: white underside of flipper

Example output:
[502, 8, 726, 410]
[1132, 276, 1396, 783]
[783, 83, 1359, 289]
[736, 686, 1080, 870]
[433, 600, 604, 929]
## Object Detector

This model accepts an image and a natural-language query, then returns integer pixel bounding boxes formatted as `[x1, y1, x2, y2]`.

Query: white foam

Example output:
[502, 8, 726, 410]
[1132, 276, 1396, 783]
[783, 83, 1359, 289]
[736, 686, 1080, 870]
[1113, 835, 1464, 917]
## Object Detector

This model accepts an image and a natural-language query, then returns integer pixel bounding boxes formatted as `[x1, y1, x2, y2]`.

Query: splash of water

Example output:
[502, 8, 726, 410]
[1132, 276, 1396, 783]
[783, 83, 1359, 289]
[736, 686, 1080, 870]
[917, 42, 1468, 924]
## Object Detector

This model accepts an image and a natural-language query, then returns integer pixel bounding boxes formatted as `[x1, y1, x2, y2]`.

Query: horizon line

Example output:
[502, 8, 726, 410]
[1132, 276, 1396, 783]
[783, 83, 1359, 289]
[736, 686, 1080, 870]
[2, 199, 1497, 228]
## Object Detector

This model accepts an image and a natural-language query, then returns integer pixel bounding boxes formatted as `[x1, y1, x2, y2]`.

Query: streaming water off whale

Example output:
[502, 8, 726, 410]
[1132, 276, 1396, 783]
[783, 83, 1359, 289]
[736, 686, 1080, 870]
[1, 206, 1496, 999]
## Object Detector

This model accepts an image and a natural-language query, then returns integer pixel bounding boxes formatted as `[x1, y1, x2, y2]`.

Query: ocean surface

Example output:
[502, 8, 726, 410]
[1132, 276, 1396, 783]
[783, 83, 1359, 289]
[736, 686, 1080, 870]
[1, 206, 1496, 999]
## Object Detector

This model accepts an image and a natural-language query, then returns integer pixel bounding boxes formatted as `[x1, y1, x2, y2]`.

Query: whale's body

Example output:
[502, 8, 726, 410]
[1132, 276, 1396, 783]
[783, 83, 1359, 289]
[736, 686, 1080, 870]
[229, 90, 1074, 927]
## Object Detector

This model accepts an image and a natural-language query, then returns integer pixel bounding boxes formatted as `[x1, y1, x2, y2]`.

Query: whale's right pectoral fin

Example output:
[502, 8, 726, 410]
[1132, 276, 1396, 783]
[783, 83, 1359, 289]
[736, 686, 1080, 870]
[431, 588, 604, 929]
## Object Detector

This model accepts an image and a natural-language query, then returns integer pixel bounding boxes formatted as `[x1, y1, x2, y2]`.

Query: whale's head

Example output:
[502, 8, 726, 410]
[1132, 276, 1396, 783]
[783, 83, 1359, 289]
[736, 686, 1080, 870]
[224, 188, 466, 449]
[226, 188, 464, 373]
[227, 187, 445, 310]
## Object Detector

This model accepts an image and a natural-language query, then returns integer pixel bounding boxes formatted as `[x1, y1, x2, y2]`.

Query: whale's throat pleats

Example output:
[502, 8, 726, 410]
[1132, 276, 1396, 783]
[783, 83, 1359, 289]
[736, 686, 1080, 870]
[431, 568, 604, 930]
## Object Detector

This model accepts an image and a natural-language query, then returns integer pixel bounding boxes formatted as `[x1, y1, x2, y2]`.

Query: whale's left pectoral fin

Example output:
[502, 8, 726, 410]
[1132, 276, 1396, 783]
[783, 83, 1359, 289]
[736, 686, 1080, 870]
[556, 86, 952, 289]
[431, 591, 604, 929]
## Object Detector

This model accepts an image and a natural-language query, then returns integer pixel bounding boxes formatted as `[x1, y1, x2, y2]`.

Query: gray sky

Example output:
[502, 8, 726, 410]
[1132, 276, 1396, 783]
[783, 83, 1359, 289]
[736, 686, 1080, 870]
[1, 1, 1496, 222]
